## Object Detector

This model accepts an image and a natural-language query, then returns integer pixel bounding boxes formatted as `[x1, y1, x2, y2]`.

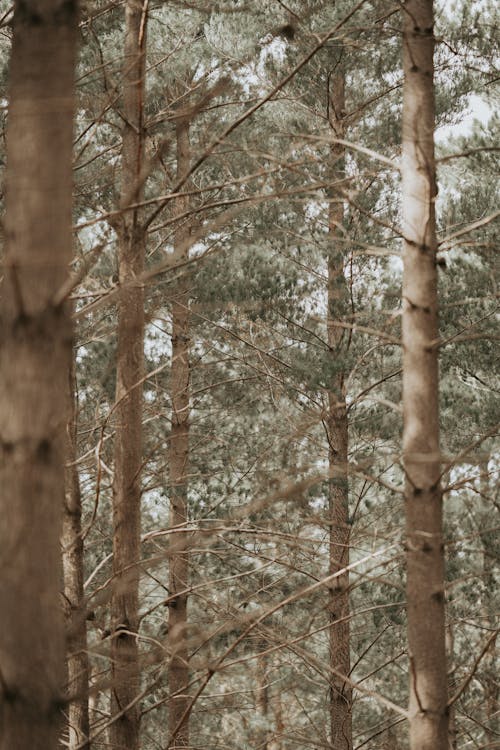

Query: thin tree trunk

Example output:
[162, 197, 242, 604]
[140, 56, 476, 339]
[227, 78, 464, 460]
[446, 624, 458, 750]
[383, 722, 399, 750]
[327, 61, 352, 750]
[110, 2, 147, 748]
[167, 118, 192, 750]
[256, 640, 269, 750]
[478, 454, 498, 744]
[0, 1, 78, 748]
[268, 670, 284, 750]
[401, 2, 448, 748]
[63, 356, 90, 750]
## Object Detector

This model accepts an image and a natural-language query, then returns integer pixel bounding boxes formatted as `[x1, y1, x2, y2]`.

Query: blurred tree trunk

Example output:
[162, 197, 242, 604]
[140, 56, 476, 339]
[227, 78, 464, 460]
[446, 624, 458, 750]
[62, 356, 90, 749]
[0, 1, 78, 748]
[401, 2, 448, 748]
[110, 1, 147, 748]
[167, 117, 192, 750]
[327, 57, 352, 750]
[255, 639, 269, 750]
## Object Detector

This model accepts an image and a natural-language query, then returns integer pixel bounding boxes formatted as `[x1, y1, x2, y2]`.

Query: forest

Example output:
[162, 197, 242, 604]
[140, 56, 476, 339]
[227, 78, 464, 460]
[0, 1, 498, 749]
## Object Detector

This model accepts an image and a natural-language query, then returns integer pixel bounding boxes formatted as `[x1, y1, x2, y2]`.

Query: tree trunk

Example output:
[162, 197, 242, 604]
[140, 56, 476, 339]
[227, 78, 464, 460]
[110, 2, 147, 748]
[268, 670, 284, 750]
[62, 356, 90, 750]
[167, 118, 192, 750]
[478, 454, 498, 744]
[327, 61, 352, 750]
[446, 624, 457, 750]
[256, 640, 269, 750]
[0, 1, 78, 748]
[401, 2, 449, 749]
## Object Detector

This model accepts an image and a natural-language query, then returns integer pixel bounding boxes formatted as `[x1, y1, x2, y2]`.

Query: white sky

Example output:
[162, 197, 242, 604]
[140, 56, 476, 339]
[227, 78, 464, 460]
[435, 94, 494, 142]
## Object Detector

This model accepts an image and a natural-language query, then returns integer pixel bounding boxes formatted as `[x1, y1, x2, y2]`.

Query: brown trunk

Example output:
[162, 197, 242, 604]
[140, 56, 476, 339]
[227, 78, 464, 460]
[383, 723, 399, 750]
[479, 455, 498, 744]
[62, 356, 90, 749]
[0, 1, 78, 748]
[110, 2, 146, 748]
[256, 641, 269, 750]
[268, 673, 284, 750]
[446, 624, 457, 750]
[401, 2, 448, 749]
[327, 62, 352, 750]
[167, 119, 192, 749]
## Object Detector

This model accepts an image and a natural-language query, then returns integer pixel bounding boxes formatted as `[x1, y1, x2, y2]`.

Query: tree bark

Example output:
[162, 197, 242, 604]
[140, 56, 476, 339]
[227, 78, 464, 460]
[401, 2, 449, 749]
[62, 356, 90, 750]
[256, 640, 270, 750]
[110, 2, 147, 748]
[478, 454, 498, 744]
[327, 61, 352, 750]
[0, 1, 78, 748]
[167, 118, 192, 750]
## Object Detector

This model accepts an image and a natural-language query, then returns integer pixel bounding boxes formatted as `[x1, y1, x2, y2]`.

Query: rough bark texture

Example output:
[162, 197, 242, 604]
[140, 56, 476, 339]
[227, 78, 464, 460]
[62, 357, 90, 749]
[327, 63, 352, 750]
[401, 2, 449, 749]
[110, 2, 146, 748]
[0, 1, 78, 748]
[167, 119, 192, 750]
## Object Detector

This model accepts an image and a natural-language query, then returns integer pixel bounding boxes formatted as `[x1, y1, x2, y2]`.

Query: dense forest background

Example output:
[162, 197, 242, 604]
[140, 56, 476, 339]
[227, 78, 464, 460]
[0, 1, 498, 750]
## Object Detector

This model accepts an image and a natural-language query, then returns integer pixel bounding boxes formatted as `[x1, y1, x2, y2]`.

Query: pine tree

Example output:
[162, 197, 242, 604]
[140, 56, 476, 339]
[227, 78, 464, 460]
[401, 2, 449, 747]
[110, 1, 147, 747]
[166, 116, 193, 750]
[0, 1, 78, 747]
[62, 355, 90, 749]
[327, 55, 352, 750]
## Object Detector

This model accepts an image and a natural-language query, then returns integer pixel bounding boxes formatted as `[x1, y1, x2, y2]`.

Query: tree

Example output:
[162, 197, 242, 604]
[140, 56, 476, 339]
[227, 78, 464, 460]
[401, 1, 449, 748]
[166, 116, 192, 750]
[0, 1, 78, 748]
[110, 1, 147, 747]
[62, 355, 90, 750]
[327, 53, 352, 750]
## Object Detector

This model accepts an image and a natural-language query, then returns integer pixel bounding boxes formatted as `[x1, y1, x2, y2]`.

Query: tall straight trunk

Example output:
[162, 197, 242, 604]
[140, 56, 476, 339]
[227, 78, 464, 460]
[110, 2, 146, 748]
[0, 1, 78, 748]
[167, 118, 191, 749]
[478, 454, 498, 744]
[401, 2, 448, 749]
[327, 63, 352, 750]
[62, 356, 90, 749]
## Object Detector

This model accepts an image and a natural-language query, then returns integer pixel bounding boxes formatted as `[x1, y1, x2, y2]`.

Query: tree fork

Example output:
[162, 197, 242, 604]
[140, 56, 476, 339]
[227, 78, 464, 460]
[401, 2, 449, 748]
